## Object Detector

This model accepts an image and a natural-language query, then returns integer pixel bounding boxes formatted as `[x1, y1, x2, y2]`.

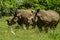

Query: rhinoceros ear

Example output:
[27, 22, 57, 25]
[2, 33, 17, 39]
[10, 8, 15, 15]
[36, 9, 40, 13]
[31, 10, 33, 13]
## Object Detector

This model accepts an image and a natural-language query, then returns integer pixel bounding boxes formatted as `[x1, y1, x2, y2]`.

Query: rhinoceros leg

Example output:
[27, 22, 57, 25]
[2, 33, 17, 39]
[25, 21, 29, 30]
[31, 22, 36, 29]
[44, 23, 49, 33]
[54, 21, 59, 29]
[44, 26, 48, 33]
[49, 21, 58, 33]
[11, 27, 15, 35]
[26, 24, 29, 30]
[32, 24, 36, 29]
[23, 24, 27, 30]
[37, 24, 42, 32]
[50, 21, 58, 30]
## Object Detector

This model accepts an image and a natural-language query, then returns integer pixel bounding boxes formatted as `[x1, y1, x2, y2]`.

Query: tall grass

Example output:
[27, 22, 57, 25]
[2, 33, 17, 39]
[0, 17, 60, 40]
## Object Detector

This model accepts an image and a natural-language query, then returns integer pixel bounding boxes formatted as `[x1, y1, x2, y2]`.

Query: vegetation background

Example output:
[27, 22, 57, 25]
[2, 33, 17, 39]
[0, 0, 60, 17]
[0, 0, 60, 40]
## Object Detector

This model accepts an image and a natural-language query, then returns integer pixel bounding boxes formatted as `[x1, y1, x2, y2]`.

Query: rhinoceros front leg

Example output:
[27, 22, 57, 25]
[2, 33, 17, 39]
[44, 26, 48, 33]
[9, 26, 15, 35]
[22, 24, 27, 30]
[11, 27, 15, 35]
[37, 24, 42, 32]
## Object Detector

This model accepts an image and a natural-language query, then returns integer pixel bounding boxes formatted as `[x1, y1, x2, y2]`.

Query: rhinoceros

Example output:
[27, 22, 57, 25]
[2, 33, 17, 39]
[7, 9, 37, 30]
[36, 9, 60, 33]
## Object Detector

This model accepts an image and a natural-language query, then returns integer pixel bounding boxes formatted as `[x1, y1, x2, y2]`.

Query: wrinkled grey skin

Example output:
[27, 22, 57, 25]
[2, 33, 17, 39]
[15, 9, 35, 24]
[14, 9, 36, 29]
[7, 9, 36, 30]
[36, 9, 60, 33]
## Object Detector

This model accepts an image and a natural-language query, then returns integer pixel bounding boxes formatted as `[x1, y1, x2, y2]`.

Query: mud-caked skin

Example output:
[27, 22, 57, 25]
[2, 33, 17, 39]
[7, 9, 36, 30]
[36, 9, 60, 33]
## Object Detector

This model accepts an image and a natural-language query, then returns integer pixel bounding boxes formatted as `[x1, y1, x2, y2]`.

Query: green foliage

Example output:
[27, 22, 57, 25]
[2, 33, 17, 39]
[0, 0, 22, 17]
[38, 0, 60, 12]
[0, 17, 60, 40]
[0, 0, 60, 17]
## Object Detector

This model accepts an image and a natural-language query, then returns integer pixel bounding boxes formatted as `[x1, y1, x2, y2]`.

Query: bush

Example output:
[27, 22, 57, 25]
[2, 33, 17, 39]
[0, 0, 60, 17]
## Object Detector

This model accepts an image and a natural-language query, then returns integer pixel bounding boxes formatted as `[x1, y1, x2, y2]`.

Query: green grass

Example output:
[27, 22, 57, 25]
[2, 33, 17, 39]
[0, 16, 60, 40]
